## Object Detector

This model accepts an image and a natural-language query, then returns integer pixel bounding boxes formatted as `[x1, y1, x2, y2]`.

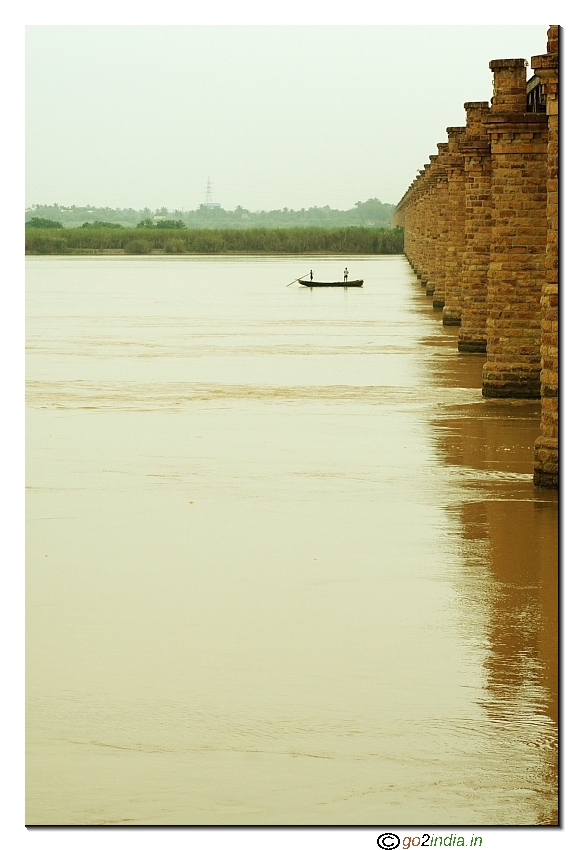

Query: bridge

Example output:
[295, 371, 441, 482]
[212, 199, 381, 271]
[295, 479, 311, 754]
[392, 26, 559, 489]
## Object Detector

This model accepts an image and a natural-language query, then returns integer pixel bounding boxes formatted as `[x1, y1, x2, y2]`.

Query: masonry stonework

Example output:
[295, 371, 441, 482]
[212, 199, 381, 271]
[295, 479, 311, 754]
[431, 144, 450, 310]
[425, 156, 439, 298]
[532, 27, 559, 488]
[459, 102, 491, 352]
[482, 59, 548, 399]
[393, 26, 559, 489]
[442, 127, 466, 326]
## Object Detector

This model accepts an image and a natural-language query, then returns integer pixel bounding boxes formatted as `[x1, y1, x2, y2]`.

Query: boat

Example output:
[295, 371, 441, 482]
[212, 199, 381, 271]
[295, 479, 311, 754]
[299, 278, 364, 287]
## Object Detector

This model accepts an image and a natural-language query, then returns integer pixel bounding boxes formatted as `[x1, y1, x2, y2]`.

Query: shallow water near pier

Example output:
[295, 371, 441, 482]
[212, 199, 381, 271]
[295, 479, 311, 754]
[26, 255, 558, 825]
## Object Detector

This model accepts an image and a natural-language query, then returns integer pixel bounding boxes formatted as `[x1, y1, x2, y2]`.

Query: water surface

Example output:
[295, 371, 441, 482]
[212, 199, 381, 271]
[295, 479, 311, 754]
[26, 256, 558, 825]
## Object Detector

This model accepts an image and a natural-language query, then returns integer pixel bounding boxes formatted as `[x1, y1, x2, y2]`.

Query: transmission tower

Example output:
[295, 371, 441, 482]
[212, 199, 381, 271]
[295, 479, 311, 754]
[205, 177, 214, 206]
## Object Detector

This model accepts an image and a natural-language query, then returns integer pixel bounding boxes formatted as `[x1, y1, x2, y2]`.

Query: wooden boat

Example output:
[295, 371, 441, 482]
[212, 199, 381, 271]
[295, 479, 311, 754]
[299, 278, 364, 287]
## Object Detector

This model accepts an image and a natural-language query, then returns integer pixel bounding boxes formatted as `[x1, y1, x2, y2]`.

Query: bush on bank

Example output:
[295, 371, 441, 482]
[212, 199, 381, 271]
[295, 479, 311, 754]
[25, 226, 404, 255]
[26, 217, 64, 229]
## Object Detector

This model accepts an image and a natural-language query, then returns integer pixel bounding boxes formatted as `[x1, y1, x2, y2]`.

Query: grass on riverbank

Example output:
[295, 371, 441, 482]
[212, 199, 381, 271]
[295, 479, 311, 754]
[25, 226, 404, 255]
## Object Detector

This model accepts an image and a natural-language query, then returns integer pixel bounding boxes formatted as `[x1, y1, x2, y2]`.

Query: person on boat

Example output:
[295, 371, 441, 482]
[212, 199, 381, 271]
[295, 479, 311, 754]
[310, 270, 313, 280]
[344, 267, 349, 282]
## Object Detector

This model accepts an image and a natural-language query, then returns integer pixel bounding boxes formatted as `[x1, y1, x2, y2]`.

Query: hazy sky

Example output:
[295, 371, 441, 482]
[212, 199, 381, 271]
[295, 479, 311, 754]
[26, 25, 549, 211]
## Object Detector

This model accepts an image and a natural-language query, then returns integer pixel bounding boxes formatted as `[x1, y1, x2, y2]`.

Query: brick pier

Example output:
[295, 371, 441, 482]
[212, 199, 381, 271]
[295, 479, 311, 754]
[393, 26, 559, 489]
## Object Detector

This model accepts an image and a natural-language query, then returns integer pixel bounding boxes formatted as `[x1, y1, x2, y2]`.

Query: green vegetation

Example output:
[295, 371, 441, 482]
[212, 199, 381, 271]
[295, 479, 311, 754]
[137, 218, 186, 229]
[154, 219, 186, 229]
[25, 198, 396, 230]
[25, 225, 404, 255]
[81, 221, 123, 229]
[124, 239, 152, 254]
[26, 217, 64, 229]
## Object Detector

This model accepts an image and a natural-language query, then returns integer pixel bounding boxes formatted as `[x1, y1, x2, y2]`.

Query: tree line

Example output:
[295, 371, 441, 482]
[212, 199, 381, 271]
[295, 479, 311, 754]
[25, 198, 397, 230]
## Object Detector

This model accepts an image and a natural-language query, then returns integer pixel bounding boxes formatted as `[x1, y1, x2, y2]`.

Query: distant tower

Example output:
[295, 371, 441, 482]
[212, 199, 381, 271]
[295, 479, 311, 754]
[205, 177, 214, 205]
[203, 177, 221, 209]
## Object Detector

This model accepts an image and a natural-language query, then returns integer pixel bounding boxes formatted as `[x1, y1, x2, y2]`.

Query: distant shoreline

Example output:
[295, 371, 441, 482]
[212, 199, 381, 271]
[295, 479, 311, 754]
[25, 226, 404, 256]
[25, 248, 404, 257]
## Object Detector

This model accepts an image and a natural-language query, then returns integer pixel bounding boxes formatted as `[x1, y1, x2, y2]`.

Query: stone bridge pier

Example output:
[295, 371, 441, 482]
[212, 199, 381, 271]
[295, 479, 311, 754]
[392, 25, 559, 489]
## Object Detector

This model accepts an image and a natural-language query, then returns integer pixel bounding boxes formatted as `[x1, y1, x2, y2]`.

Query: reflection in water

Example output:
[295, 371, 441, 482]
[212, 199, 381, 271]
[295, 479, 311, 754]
[429, 343, 558, 825]
[26, 256, 557, 825]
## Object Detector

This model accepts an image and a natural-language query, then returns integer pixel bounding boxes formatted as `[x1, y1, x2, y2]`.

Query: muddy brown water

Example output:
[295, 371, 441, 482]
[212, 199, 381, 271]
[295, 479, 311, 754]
[26, 255, 558, 825]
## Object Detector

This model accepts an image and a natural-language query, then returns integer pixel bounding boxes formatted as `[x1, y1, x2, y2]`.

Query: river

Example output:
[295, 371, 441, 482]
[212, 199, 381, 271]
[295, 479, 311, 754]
[25, 255, 558, 825]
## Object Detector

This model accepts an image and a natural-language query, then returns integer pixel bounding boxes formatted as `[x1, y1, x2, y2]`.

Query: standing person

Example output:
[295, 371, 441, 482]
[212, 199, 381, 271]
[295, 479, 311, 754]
[344, 267, 349, 282]
[310, 270, 313, 281]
